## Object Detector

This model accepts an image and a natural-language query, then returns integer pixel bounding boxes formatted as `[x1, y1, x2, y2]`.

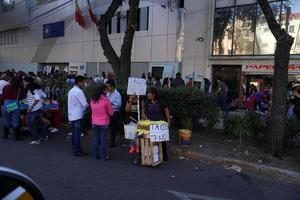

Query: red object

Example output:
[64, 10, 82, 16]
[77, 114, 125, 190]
[87, 0, 97, 24]
[88, 9, 97, 24]
[1, 85, 25, 104]
[135, 146, 140, 153]
[75, 0, 85, 28]
[129, 146, 135, 154]
[44, 109, 61, 129]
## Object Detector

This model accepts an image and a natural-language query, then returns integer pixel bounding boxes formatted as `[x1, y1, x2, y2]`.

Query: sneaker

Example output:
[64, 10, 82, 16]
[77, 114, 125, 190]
[81, 133, 84, 137]
[50, 128, 60, 133]
[135, 147, 140, 153]
[49, 127, 55, 131]
[41, 136, 49, 141]
[68, 132, 72, 136]
[28, 140, 41, 145]
[129, 146, 135, 154]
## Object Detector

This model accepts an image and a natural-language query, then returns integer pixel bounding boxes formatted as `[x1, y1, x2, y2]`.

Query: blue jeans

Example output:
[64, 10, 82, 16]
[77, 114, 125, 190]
[2, 100, 21, 129]
[71, 119, 83, 155]
[217, 96, 228, 114]
[27, 109, 48, 141]
[92, 125, 109, 160]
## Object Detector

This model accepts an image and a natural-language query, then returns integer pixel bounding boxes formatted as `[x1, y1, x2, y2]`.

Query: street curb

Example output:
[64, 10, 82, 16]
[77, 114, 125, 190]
[169, 145, 300, 184]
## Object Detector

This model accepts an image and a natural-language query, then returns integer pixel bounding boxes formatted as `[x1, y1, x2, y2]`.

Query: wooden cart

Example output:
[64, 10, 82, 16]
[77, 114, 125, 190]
[140, 137, 163, 167]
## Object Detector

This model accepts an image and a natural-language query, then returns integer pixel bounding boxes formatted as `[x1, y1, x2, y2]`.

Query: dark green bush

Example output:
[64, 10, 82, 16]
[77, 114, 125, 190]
[117, 86, 219, 130]
[286, 117, 300, 147]
[62, 84, 219, 130]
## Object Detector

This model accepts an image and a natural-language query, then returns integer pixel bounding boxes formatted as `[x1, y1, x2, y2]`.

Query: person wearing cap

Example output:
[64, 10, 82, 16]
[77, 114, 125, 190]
[106, 79, 122, 148]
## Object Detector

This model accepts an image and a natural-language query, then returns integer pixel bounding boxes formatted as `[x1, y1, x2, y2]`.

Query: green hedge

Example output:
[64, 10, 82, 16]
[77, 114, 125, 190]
[61, 83, 219, 130]
[83, 84, 219, 130]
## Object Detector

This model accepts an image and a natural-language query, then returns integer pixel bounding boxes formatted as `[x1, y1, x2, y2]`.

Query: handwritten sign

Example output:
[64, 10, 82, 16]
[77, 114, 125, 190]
[127, 77, 147, 95]
[150, 123, 170, 142]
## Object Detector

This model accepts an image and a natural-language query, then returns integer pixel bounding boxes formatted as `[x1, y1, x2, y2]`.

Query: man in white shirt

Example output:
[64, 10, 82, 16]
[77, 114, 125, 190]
[68, 75, 89, 156]
[106, 79, 122, 148]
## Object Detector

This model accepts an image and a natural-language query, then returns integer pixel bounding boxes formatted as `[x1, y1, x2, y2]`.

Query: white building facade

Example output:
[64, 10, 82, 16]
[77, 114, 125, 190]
[183, 0, 300, 102]
[1, 0, 300, 98]
[0, 0, 183, 78]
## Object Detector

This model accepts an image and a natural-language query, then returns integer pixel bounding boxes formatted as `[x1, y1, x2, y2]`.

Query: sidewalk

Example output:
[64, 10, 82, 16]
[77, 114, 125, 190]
[168, 130, 300, 184]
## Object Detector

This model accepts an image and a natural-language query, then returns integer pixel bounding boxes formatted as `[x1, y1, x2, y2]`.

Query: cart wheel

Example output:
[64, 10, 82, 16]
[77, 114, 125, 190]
[132, 158, 140, 165]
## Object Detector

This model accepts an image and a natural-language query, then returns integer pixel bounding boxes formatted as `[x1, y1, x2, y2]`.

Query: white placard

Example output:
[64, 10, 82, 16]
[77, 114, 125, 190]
[150, 123, 170, 142]
[127, 77, 147, 95]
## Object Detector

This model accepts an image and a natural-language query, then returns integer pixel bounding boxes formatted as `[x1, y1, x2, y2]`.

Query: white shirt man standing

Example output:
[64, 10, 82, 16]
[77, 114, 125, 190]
[68, 75, 89, 156]
[106, 79, 122, 148]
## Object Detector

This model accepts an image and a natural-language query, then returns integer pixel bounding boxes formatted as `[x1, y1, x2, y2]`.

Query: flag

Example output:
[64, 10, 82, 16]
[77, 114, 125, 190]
[86, 0, 97, 24]
[75, 0, 85, 28]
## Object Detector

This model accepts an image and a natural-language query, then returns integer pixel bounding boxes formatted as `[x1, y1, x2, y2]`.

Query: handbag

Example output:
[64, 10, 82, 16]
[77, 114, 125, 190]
[6, 89, 20, 113]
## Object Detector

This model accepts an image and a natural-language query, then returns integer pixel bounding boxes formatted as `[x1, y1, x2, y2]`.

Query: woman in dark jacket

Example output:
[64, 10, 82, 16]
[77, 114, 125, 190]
[142, 88, 171, 161]
[1, 77, 25, 140]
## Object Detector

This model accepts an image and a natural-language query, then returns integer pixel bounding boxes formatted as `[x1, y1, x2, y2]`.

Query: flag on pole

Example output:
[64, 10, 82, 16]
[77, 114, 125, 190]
[86, 0, 97, 24]
[75, 0, 85, 28]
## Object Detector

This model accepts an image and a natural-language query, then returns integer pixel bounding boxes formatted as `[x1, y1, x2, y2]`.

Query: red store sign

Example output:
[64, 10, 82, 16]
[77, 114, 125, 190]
[243, 64, 300, 74]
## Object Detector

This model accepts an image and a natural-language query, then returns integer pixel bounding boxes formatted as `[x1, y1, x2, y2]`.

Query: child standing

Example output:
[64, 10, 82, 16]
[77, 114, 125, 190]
[125, 95, 140, 153]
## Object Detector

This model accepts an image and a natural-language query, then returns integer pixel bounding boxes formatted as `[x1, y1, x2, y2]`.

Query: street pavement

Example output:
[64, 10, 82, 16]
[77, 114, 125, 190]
[0, 127, 300, 200]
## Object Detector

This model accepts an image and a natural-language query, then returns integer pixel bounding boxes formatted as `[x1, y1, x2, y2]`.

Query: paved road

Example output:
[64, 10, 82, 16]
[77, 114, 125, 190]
[0, 128, 300, 200]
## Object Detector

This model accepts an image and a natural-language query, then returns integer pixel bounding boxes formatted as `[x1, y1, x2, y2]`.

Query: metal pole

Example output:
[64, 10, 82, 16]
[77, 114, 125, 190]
[137, 95, 140, 122]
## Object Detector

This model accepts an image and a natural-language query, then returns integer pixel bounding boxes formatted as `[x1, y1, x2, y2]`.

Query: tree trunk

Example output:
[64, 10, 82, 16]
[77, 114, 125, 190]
[119, 0, 140, 82]
[257, 0, 294, 157]
[97, 0, 140, 83]
[269, 34, 294, 156]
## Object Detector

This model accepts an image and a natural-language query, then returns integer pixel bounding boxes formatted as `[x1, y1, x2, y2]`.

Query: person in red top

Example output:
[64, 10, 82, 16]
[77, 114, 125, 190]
[1, 77, 25, 140]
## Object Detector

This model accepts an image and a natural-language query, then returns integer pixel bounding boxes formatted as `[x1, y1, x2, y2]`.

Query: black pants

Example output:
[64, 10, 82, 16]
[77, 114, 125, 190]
[109, 111, 120, 146]
[162, 141, 169, 161]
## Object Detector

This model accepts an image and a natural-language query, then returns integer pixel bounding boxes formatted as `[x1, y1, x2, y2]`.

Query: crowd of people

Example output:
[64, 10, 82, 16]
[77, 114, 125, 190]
[2, 67, 298, 161]
[0, 70, 62, 144]
[0, 69, 172, 162]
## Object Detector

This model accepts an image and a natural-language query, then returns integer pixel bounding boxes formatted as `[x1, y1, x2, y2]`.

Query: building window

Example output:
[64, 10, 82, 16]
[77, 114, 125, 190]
[255, 1, 281, 55]
[109, 7, 149, 34]
[137, 7, 149, 31]
[289, 25, 295, 33]
[0, 29, 17, 46]
[233, 5, 256, 55]
[212, 7, 234, 55]
[120, 10, 127, 33]
[212, 0, 300, 55]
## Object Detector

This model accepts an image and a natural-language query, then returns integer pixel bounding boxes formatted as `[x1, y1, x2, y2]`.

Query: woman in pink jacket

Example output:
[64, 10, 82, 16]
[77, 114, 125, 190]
[90, 85, 113, 161]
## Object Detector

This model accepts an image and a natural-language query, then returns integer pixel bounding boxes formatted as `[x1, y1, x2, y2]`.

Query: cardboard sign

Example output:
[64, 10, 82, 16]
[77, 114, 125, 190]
[150, 123, 170, 142]
[127, 78, 147, 95]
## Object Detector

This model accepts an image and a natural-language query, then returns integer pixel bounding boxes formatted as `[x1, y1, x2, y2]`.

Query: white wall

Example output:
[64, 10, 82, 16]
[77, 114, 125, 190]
[182, 0, 212, 80]
[0, 0, 178, 71]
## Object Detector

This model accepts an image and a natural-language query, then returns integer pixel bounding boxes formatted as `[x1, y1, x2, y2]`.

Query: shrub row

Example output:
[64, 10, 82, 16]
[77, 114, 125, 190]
[83, 84, 219, 130]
